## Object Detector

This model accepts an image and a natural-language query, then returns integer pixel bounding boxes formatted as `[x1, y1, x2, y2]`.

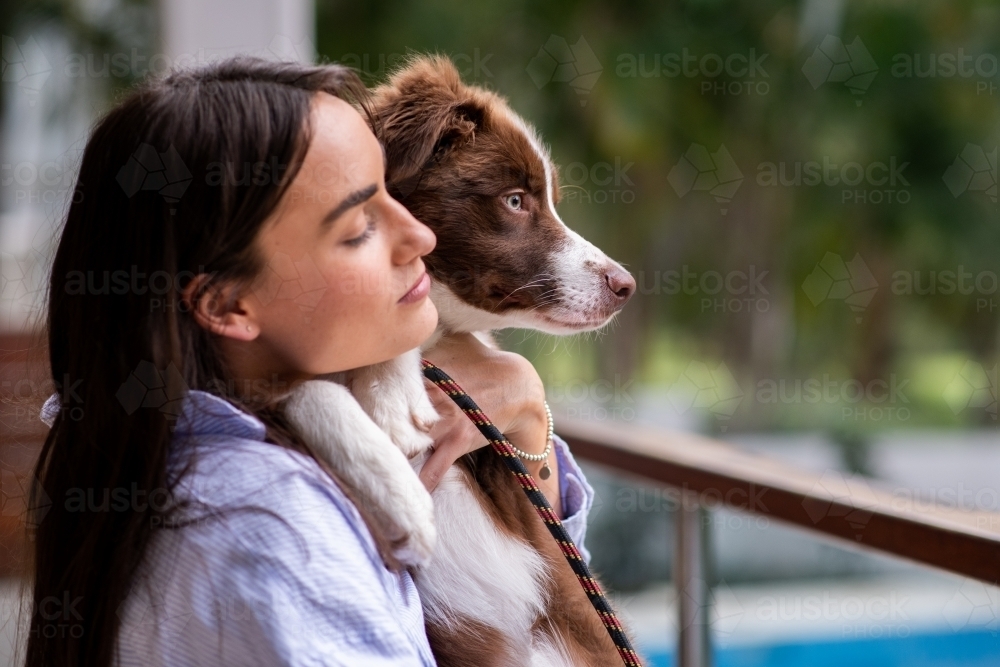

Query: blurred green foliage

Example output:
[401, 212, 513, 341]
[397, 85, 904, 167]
[317, 0, 1000, 436]
[7, 0, 1000, 437]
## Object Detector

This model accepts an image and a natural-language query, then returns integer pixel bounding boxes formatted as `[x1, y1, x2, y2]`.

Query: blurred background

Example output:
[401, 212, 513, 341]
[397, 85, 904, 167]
[1, 0, 999, 665]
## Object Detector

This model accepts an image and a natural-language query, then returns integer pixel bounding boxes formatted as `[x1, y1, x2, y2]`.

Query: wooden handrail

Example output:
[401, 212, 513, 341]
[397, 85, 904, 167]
[556, 417, 1000, 586]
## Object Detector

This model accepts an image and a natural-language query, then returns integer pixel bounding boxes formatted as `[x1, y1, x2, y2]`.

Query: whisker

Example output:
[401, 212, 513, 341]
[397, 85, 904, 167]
[491, 273, 560, 312]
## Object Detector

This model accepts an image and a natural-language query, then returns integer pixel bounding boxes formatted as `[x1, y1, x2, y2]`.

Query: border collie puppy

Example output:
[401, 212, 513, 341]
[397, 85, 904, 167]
[284, 56, 636, 666]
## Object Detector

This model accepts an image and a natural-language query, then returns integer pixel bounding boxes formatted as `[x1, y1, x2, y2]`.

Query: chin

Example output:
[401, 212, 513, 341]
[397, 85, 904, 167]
[404, 299, 440, 353]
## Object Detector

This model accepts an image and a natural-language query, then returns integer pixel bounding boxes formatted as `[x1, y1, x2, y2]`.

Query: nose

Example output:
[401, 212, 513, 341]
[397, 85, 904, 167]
[391, 200, 436, 264]
[605, 265, 635, 308]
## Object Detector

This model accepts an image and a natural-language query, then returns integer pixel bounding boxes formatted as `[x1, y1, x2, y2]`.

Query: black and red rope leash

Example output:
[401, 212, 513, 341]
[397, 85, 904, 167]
[421, 359, 643, 667]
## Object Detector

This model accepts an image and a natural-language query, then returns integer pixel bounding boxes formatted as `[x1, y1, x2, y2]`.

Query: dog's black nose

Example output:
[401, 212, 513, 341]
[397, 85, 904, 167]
[605, 266, 635, 308]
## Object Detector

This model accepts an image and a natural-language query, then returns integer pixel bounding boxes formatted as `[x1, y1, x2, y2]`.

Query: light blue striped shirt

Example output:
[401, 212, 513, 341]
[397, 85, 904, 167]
[97, 389, 595, 666]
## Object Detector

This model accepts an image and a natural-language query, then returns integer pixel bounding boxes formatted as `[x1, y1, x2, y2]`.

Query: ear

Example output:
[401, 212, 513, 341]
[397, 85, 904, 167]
[182, 274, 259, 342]
[369, 56, 483, 196]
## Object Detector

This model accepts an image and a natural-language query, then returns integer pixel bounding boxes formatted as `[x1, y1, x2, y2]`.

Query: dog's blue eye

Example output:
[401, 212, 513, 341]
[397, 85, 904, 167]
[504, 193, 522, 211]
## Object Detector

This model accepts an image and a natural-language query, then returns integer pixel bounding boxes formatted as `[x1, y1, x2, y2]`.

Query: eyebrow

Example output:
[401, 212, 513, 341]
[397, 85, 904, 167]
[321, 183, 378, 228]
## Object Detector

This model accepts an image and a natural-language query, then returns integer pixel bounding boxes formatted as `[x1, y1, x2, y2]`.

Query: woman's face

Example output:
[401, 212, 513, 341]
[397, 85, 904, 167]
[233, 93, 438, 380]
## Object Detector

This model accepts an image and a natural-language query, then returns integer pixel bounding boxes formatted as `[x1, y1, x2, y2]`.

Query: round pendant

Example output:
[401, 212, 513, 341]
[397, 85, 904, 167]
[539, 463, 551, 480]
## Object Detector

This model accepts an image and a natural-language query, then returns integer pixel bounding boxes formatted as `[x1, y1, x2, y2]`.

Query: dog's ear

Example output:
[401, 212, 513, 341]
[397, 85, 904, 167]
[370, 56, 484, 195]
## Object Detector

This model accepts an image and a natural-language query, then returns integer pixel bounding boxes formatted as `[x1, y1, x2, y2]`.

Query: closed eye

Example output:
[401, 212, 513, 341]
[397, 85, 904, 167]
[344, 213, 376, 247]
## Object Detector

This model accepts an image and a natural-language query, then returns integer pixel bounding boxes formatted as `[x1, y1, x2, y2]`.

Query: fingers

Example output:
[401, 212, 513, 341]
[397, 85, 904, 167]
[418, 448, 450, 491]
[418, 422, 471, 491]
[424, 378, 455, 412]
[418, 382, 486, 491]
[424, 379, 464, 438]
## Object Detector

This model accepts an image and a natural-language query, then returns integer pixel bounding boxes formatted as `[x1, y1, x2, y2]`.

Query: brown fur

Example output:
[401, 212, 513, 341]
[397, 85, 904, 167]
[367, 55, 636, 665]
[458, 450, 626, 666]
[426, 612, 517, 667]
[370, 55, 577, 318]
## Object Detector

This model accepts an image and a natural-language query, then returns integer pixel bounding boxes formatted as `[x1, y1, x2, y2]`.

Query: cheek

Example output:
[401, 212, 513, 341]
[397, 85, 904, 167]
[316, 249, 398, 313]
[259, 248, 437, 374]
[250, 249, 329, 311]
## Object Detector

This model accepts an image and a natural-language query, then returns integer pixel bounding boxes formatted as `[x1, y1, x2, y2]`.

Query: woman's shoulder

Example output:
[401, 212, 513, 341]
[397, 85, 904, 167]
[117, 461, 429, 665]
[169, 433, 383, 569]
[162, 389, 390, 581]
[116, 401, 433, 665]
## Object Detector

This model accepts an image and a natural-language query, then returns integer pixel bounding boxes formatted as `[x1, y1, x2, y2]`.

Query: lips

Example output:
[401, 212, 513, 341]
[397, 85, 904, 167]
[399, 272, 430, 304]
[540, 312, 616, 331]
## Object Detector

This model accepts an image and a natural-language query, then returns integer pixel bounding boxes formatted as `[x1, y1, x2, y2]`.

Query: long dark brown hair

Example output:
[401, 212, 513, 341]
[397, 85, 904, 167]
[26, 57, 389, 667]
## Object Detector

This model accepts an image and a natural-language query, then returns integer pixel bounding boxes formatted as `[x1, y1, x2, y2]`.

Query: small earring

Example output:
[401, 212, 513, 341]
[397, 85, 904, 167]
[246, 325, 252, 332]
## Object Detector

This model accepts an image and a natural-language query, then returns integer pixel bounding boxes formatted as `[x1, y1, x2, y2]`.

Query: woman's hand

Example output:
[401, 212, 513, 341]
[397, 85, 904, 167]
[419, 333, 561, 517]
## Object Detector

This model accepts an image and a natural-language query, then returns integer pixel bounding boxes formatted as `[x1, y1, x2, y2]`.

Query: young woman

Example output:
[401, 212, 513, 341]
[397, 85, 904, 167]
[27, 58, 594, 666]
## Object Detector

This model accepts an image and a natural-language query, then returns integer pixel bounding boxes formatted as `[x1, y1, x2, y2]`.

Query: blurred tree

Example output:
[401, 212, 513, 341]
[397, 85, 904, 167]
[315, 0, 1000, 433]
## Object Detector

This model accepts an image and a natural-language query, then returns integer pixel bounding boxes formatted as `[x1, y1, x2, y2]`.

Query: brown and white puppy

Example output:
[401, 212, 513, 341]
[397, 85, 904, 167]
[284, 56, 636, 667]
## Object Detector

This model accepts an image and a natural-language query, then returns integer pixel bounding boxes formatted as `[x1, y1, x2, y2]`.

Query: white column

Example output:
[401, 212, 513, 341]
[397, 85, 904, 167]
[160, 0, 315, 64]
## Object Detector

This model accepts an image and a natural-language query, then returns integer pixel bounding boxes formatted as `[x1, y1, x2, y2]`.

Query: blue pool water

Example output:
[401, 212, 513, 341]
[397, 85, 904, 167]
[642, 630, 1000, 667]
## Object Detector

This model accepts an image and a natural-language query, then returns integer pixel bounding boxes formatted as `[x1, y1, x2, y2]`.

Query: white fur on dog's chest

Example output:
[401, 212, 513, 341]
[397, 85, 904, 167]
[414, 464, 547, 628]
[285, 358, 575, 665]
[415, 465, 575, 666]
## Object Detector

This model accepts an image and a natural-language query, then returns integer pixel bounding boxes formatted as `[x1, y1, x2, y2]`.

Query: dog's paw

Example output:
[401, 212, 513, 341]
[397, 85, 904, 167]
[386, 408, 436, 459]
[409, 383, 440, 434]
[284, 380, 437, 567]
[351, 351, 439, 457]
[387, 483, 437, 567]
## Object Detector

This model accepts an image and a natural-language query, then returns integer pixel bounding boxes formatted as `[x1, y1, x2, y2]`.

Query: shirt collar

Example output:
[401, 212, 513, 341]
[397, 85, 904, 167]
[173, 390, 268, 441]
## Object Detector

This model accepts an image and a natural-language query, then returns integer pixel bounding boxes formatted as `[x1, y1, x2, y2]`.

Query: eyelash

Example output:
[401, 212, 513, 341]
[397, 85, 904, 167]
[344, 215, 375, 247]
